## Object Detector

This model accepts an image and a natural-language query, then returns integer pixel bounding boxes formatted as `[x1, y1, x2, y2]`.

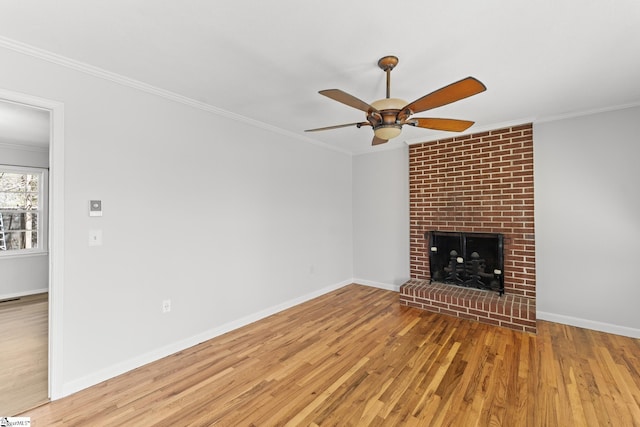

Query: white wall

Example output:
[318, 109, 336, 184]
[352, 146, 410, 289]
[534, 106, 640, 337]
[0, 46, 353, 395]
[0, 252, 48, 299]
[0, 144, 49, 298]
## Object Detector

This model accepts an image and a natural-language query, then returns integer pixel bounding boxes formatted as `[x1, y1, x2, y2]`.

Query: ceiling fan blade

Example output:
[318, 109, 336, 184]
[372, 136, 388, 146]
[408, 118, 475, 132]
[402, 77, 486, 115]
[305, 122, 370, 132]
[319, 89, 378, 113]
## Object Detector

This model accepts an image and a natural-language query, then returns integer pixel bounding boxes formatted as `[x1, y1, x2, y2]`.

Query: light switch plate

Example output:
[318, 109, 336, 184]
[89, 229, 103, 246]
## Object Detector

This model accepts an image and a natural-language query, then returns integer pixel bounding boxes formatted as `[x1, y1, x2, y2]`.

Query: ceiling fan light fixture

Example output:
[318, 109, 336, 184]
[373, 125, 402, 140]
[371, 98, 407, 140]
[370, 98, 407, 110]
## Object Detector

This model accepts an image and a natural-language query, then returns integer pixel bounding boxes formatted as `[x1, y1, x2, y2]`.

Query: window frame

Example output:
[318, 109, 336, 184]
[0, 164, 48, 257]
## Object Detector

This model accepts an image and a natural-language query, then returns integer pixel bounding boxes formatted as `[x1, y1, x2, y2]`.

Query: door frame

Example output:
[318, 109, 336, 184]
[0, 87, 65, 400]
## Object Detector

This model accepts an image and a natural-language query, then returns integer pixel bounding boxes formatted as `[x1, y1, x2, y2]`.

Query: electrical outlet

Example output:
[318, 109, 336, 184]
[162, 299, 171, 313]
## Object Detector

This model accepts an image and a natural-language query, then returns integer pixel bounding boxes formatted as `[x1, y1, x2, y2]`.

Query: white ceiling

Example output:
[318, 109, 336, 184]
[1, 0, 639, 154]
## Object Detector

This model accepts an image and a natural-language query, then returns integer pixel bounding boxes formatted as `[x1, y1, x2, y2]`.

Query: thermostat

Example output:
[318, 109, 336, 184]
[90, 200, 102, 217]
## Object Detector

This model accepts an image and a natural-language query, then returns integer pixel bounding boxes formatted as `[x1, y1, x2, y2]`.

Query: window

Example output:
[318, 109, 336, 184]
[0, 166, 48, 255]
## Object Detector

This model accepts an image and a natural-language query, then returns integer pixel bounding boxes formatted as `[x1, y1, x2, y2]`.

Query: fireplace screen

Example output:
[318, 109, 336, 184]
[426, 231, 504, 295]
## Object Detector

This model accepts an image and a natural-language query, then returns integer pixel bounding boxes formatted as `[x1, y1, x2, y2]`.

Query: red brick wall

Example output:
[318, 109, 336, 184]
[401, 124, 536, 332]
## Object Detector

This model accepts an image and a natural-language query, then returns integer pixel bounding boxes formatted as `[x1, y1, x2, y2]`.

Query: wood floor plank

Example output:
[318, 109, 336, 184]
[0, 293, 49, 416]
[16, 284, 640, 426]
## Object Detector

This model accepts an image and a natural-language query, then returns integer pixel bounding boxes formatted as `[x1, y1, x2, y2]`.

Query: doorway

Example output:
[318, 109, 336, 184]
[0, 90, 64, 415]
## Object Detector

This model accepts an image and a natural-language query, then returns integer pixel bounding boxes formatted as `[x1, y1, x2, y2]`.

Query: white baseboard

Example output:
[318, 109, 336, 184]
[537, 311, 640, 339]
[61, 279, 352, 397]
[352, 278, 401, 292]
[0, 288, 48, 301]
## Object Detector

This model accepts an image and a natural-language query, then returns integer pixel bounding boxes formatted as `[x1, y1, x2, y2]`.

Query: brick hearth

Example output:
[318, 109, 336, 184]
[400, 124, 536, 333]
[400, 279, 536, 332]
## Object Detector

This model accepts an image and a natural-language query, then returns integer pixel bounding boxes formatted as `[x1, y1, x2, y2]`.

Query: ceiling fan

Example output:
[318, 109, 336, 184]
[305, 56, 486, 146]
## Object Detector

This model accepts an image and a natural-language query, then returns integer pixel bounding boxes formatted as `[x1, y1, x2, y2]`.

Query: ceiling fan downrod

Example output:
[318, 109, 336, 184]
[377, 55, 398, 99]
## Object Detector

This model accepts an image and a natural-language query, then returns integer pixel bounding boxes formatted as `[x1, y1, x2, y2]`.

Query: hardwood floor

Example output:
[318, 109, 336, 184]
[21, 285, 640, 426]
[0, 293, 49, 416]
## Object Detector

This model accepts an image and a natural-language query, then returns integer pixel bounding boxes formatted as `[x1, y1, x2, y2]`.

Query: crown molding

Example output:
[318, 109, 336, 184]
[402, 100, 640, 147]
[535, 101, 640, 124]
[403, 117, 536, 146]
[0, 36, 351, 156]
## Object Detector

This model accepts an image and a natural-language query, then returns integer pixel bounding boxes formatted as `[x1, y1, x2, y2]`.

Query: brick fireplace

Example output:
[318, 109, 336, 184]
[399, 124, 536, 333]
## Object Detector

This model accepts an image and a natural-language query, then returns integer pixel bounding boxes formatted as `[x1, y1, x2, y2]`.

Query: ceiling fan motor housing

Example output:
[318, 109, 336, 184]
[370, 98, 407, 139]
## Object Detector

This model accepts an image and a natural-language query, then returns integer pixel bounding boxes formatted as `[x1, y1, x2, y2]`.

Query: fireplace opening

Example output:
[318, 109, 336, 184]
[426, 231, 505, 295]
